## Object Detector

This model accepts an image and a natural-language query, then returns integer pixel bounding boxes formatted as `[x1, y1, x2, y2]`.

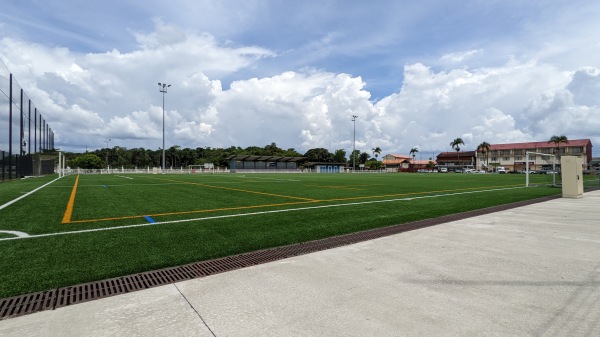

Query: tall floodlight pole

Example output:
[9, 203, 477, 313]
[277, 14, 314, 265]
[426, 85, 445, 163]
[352, 115, 358, 171]
[158, 83, 171, 171]
[105, 138, 111, 169]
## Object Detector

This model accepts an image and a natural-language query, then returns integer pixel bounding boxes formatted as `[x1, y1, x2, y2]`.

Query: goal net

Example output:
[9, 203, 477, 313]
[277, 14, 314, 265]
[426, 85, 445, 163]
[188, 163, 215, 173]
[525, 152, 560, 187]
[30, 154, 58, 177]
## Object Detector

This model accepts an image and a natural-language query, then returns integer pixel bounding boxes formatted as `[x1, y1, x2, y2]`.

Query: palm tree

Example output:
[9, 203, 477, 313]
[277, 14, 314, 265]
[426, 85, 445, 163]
[548, 135, 568, 163]
[450, 138, 465, 169]
[409, 147, 419, 163]
[372, 147, 382, 160]
[476, 141, 490, 171]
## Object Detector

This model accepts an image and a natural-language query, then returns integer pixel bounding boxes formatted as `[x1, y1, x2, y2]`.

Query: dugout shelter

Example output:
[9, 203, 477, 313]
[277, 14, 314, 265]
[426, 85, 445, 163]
[227, 155, 306, 172]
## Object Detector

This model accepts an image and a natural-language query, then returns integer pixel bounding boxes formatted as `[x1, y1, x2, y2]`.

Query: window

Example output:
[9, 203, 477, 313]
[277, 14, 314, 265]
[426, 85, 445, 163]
[515, 156, 523, 161]
[503, 157, 510, 161]
[571, 147, 583, 154]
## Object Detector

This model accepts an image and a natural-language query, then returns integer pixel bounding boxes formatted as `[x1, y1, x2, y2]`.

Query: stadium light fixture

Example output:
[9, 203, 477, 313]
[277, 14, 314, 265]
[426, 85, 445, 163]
[352, 115, 358, 171]
[158, 83, 171, 171]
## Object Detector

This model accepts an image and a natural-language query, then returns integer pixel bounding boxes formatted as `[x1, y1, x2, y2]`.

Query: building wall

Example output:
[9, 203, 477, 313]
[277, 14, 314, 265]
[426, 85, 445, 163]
[315, 164, 344, 173]
[475, 139, 592, 172]
[436, 152, 476, 168]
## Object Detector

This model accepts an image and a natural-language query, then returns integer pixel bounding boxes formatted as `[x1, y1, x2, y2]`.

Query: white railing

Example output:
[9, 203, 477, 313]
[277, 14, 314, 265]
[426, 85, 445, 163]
[58, 167, 229, 175]
[57, 167, 391, 175]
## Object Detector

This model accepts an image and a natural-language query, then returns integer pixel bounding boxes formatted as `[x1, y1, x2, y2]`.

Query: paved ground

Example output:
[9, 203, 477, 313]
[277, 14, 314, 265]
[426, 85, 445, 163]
[1, 191, 599, 337]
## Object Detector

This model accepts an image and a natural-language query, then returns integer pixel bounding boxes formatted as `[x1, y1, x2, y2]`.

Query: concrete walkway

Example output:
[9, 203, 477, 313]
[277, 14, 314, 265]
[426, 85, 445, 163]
[1, 191, 599, 336]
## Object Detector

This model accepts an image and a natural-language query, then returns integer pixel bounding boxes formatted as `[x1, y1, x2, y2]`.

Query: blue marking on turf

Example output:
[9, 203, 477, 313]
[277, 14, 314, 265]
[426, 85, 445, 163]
[0, 186, 526, 242]
[144, 215, 156, 223]
[103, 185, 107, 188]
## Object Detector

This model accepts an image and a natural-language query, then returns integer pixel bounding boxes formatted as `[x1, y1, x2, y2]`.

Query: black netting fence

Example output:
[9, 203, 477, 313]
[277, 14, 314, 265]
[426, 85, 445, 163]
[1, 59, 55, 181]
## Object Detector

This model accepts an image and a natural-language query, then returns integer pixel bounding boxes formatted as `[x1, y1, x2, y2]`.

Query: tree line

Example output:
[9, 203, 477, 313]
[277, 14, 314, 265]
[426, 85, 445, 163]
[65, 142, 384, 170]
[60, 135, 574, 171]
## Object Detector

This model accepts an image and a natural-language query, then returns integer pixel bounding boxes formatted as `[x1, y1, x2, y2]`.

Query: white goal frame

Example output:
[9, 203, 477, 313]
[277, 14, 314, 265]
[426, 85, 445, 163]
[525, 151, 558, 187]
[188, 163, 215, 173]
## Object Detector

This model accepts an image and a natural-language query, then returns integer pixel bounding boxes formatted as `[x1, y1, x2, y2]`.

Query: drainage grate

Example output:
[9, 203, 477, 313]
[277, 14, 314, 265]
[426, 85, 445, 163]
[0, 195, 563, 320]
[0, 291, 56, 319]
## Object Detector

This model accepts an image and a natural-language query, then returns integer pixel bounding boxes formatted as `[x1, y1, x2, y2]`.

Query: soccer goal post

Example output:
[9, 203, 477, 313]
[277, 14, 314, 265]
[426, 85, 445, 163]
[525, 151, 558, 187]
[188, 163, 215, 173]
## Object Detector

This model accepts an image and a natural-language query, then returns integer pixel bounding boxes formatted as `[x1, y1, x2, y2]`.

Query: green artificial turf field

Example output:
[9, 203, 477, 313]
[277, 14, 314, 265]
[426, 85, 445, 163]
[0, 171, 591, 298]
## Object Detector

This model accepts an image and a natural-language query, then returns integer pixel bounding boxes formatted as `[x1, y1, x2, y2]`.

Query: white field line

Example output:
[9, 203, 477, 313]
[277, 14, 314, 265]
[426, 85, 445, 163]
[0, 186, 524, 242]
[0, 177, 62, 211]
[115, 175, 134, 180]
[0, 230, 30, 237]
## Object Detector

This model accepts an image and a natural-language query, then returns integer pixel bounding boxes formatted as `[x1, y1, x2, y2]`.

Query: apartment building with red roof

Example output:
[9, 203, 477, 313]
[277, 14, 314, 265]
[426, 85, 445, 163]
[476, 139, 592, 172]
[436, 151, 476, 171]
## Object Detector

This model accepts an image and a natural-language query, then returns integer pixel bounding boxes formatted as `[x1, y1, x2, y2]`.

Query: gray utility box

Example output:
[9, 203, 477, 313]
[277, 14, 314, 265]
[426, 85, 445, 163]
[560, 156, 583, 198]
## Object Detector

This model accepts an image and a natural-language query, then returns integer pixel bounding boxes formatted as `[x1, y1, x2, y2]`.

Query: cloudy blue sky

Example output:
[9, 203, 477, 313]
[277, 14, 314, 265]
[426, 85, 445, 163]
[1, 0, 599, 157]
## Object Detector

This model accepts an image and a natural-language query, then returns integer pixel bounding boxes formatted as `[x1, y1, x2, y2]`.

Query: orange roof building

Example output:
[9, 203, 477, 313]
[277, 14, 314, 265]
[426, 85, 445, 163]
[382, 154, 437, 172]
[382, 139, 592, 173]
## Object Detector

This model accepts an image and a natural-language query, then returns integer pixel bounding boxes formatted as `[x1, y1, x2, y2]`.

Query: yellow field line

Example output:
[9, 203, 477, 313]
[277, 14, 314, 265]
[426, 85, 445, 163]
[66, 200, 321, 224]
[304, 185, 365, 190]
[64, 183, 522, 225]
[151, 176, 318, 202]
[61, 175, 80, 224]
